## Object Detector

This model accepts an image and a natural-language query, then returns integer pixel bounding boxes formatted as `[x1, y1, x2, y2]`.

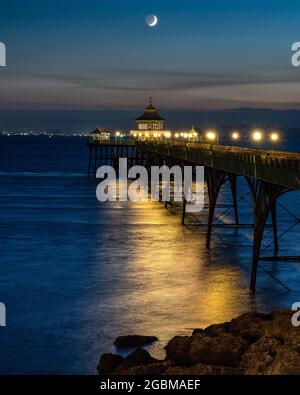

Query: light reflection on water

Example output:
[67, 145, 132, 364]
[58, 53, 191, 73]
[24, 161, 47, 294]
[0, 136, 300, 373]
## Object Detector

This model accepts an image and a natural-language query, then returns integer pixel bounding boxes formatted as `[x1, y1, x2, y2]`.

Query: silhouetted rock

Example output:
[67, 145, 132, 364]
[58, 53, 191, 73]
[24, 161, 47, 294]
[192, 328, 204, 335]
[229, 312, 272, 343]
[114, 335, 158, 347]
[189, 333, 249, 367]
[165, 336, 192, 365]
[165, 363, 240, 375]
[98, 308, 300, 375]
[241, 326, 300, 374]
[97, 353, 124, 375]
[202, 322, 230, 337]
[121, 348, 158, 369]
[116, 361, 173, 375]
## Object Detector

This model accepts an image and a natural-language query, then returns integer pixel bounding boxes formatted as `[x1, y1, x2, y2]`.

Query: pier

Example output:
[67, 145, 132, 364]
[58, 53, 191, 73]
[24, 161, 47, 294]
[87, 139, 300, 292]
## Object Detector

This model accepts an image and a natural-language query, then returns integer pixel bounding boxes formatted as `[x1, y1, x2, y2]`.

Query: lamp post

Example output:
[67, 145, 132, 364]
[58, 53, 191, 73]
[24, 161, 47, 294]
[252, 130, 262, 151]
[206, 131, 217, 150]
[231, 131, 240, 144]
[115, 131, 121, 143]
[270, 132, 279, 150]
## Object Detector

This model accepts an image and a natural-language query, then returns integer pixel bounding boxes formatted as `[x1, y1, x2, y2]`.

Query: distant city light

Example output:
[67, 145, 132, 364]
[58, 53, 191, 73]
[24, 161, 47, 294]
[164, 132, 171, 138]
[115, 131, 121, 137]
[175, 133, 179, 138]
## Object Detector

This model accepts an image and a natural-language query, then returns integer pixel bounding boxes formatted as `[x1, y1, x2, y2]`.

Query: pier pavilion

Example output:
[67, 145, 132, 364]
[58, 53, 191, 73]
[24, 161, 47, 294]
[90, 127, 111, 142]
[130, 98, 172, 139]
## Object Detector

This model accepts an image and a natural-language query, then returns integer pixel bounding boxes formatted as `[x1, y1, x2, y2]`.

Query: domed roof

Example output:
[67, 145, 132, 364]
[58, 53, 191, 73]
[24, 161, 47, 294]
[136, 99, 165, 121]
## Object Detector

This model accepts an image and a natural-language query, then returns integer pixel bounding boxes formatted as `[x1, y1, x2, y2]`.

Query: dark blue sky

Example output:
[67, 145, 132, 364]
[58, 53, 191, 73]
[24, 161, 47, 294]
[0, 0, 299, 110]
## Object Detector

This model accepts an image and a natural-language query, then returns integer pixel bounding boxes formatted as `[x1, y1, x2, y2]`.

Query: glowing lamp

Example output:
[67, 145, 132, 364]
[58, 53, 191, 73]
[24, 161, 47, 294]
[231, 132, 239, 140]
[206, 131, 216, 141]
[252, 131, 262, 141]
[270, 132, 279, 142]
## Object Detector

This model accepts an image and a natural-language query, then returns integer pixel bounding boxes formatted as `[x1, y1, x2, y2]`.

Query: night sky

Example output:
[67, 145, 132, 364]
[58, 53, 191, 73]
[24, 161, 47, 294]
[0, 0, 300, 110]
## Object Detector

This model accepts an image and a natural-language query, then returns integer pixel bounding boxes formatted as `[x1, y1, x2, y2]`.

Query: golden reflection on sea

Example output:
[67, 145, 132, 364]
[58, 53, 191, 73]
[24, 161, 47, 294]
[94, 198, 256, 359]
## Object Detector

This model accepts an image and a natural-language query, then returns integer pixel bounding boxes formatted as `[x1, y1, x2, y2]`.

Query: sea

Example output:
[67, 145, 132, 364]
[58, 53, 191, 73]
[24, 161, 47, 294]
[0, 135, 300, 374]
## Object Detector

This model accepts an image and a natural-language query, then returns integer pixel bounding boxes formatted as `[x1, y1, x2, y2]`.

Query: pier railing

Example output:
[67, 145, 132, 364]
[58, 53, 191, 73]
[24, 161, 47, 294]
[139, 141, 300, 189]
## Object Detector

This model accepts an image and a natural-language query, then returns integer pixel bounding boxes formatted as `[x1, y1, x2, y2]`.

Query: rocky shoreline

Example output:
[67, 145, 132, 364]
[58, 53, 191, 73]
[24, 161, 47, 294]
[98, 308, 300, 375]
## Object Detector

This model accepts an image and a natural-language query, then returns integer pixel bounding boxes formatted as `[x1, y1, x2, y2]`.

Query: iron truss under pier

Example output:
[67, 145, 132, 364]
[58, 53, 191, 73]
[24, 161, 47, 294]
[87, 140, 300, 292]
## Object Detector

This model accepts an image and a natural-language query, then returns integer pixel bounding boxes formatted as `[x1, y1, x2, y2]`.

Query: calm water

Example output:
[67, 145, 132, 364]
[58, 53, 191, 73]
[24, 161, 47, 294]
[0, 136, 300, 374]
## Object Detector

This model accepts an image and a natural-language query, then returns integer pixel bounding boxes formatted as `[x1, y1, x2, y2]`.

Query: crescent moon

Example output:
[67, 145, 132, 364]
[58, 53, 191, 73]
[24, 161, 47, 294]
[149, 15, 158, 26]
[146, 15, 158, 27]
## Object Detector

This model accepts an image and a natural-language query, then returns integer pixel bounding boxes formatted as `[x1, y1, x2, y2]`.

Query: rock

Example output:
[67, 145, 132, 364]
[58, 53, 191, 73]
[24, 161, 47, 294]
[121, 348, 158, 369]
[266, 346, 300, 375]
[189, 333, 249, 367]
[165, 336, 192, 366]
[240, 310, 300, 375]
[240, 336, 282, 375]
[165, 363, 240, 375]
[114, 335, 158, 347]
[115, 361, 173, 375]
[192, 328, 204, 335]
[204, 322, 230, 337]
[270, 308, 293, 321]
[230, 312, 272, 342]
[266, 308, 297, 341]
[192, 322, 229, 337]
[97, 353, 124, 375]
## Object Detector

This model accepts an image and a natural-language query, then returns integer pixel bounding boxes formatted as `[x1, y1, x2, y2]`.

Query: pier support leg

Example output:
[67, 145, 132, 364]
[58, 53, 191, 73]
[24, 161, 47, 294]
[246, 179, 287, 292]
[206, 169, 226, 249]
[229, 174, 239, 225]
[270, 202, 278, 251]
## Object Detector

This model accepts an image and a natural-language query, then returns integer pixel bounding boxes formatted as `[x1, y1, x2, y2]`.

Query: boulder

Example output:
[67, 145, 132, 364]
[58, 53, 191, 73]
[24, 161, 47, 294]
[97, 353, 124, 375]
[114, 335, 158, 347]
[240, 336, 282, 375]
[165, 363, 240, 375]
[115, 361, 173, 375]
[230, 312, 272, 342]
[266, 346, 300, 375]
[165, 336, 192, 366]
[203, 322, 230, 337]
[189, 333, 249, 367]
[266, 308, 298, 341]
[121, 348, 158, 369]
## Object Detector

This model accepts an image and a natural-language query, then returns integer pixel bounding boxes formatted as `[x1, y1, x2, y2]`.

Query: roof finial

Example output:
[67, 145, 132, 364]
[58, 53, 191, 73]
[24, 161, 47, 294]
[149, 97, 153, 105]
